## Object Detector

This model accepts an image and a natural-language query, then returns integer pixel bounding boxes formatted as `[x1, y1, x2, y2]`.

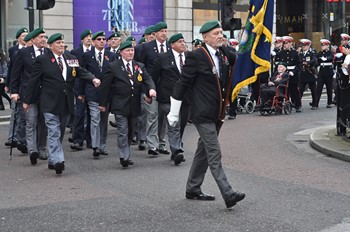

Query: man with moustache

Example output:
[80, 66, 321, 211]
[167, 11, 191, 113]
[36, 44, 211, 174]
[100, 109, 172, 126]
[152, 33, 187, 165]
[23, 33, 101, 175]
[80, 31, 116, 158]
[167, 20, 245, 209]
[10, 27, 49, 163]
[106, 31, 122, 58]
[99, 41, 156, 168]
[140, 21, 171, 156]
[5, 27, 28, 148]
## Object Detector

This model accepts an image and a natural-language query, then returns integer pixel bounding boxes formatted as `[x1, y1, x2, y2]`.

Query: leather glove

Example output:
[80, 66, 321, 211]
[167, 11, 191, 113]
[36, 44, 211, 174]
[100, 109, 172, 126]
[288, 71, 294, 76]
[167, 97, 182, 127]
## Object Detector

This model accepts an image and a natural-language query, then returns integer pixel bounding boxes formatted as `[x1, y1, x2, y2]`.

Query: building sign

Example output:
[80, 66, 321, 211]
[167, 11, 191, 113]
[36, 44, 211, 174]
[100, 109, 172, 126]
[276, 15, 306, 24]
[73, 0, 163, 46]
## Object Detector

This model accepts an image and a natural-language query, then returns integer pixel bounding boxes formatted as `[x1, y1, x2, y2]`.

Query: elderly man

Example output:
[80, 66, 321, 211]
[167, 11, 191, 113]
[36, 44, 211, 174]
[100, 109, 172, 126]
[168, 20, 245, 209]
[23, 33, 100, 175]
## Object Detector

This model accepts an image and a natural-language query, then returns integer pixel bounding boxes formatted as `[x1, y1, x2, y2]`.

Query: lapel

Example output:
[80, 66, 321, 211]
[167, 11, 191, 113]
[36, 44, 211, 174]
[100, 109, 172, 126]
[169, 51, 181, 76]
[117, 59, 133, 86]
[89, 47, 101, 71]
[102, 50, 112, 71]
[62, 53, 72, 81]
[29, 46, 36, 63]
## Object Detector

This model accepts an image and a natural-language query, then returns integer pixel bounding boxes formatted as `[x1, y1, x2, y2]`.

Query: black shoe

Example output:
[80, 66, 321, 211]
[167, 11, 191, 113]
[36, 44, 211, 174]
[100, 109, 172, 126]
[120, 159, 129, 168]
[171, 154, 186, 162]
[99, 150, 109, 156]
[39, 153, 48, 160]
[228, 115, 236, 120]
[17, 143, 28, 154]
[5, 141, 17, 147]
[86, 144, 92, 149]
[309, 102, 313, 107]
[138, 141, 146, 150]
[30, 152, 39, 165]
[148, 148, 159, 156]
[128, 159, 134, 165]
[0, 105, 4, 110]
[159, 148, 170, 154]
[68, 137, 73, 143]
[173, 153, 184, 166]
[131, 136, 138, 145]
[326, 104, 332, 108]
[71, 143, 83, 151]
[93, 148, 100, 158]
[311, 106, 317, 110]
[48, 164, 55, 170]
[54, 162, 65, 175]
[296, 107, 303, 113]
[186, 191, 215, 201]
[109, 120, 117, 128]
[225, 191, 246, 209]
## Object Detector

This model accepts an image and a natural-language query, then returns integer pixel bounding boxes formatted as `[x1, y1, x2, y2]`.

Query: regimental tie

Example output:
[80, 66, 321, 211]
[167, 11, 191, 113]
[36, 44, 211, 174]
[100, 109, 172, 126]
[215, 50, 223, 78]
[126, 63, 132, 78]
[179, 54, 184, 73]
[160, 43, 165, 53]
[58, 56, 63, 72]
[38, 48, 43, 55]
[86, 48, 90, 52]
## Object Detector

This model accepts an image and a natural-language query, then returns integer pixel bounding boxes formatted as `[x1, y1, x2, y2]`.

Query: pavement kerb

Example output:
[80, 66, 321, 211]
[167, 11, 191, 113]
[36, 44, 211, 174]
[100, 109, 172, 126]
[310, 125, 350, 162]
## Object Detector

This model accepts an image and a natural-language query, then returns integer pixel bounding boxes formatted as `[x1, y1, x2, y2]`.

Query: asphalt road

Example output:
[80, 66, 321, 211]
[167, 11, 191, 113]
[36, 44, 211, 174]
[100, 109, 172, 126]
[0, 95, 349, 232]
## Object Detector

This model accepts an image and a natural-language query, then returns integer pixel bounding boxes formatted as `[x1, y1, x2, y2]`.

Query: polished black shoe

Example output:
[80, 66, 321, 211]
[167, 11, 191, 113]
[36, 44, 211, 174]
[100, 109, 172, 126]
[109, 120, 117, 128]
[225, 191, 246, 209]
[128, 159, 134, 165]
[138, 141, 146, 150]
[93, 148, 100, 158]
[148, 148, 159, 156]
[228, 115, 236, 120]
[121, 159, 129, 168]
[5, 141, 17, 147]
[171, 154, 186, 162]
[173, 153, 184, 166]
[30, 152, 39, 165]
[71, 143, 83, 151]
[48, 164, 55, 170]
[185, 191, 215, 201]
[17, 143, 28, 154]
[68, 137, 74, 143]
[99, 150, 109, 156]
[54, 162, 65, 175]
[159, 148, 170, 154]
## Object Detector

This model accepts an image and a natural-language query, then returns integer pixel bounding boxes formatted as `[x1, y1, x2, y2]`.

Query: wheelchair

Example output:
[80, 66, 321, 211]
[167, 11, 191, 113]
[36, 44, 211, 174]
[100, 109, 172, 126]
[259, 82, 292, 116]
[237, 86, 255, 114]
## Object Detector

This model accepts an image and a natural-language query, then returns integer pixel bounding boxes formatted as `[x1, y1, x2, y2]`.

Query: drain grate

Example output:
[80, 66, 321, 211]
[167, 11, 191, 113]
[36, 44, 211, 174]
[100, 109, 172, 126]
[295, 139, 308, 143]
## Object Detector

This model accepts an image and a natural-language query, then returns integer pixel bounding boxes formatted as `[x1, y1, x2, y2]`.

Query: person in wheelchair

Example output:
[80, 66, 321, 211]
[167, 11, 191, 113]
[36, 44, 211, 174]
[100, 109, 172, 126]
[259, 62, 289, 109]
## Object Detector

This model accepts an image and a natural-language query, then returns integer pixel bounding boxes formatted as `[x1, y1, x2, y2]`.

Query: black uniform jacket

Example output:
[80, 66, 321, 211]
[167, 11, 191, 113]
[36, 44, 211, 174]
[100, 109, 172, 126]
[140, 39, 171, 74]
[152, 50, 183, 104]
[80, 48, 116, 102]
[275, 48, 300, 83]
[99, 59, 155, 117]
[23, 51, 95, 115]
[172, 44, 235, 124]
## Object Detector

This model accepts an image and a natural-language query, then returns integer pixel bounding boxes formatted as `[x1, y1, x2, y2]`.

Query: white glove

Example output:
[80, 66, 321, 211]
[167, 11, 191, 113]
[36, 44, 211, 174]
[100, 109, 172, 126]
[167, 97, 182, 127]
[335, 53, 343, 58]
[288, 71, 294, 76]
[321, 56, 327, 61]
[271, 51, 276, 56]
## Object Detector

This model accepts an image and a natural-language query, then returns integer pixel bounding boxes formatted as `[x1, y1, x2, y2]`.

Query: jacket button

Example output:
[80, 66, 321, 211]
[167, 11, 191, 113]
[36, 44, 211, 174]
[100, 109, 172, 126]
[131, 94, 134, 96]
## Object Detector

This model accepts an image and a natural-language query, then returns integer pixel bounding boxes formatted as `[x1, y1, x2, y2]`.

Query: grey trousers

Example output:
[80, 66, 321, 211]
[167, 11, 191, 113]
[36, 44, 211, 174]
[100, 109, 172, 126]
[25, 103, 47, 154]
[99, 108, 109, 152]
[137, 97, 147, 142]
[144, 97, 159, 149]
[158, 102, 182, 154]
[186, 122, 234, 201]
[114, 114, 137, 160]
[87, 101, 100, 149]
[7, 100, 19, 142]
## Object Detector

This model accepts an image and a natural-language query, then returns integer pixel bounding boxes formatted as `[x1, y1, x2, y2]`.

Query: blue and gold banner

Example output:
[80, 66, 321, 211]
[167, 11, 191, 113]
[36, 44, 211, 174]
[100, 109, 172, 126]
[231, 0, 273, 101]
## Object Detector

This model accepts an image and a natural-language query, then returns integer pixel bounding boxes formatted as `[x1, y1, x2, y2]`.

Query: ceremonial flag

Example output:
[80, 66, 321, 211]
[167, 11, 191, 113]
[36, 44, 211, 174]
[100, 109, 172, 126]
[231, 0, 273, 101]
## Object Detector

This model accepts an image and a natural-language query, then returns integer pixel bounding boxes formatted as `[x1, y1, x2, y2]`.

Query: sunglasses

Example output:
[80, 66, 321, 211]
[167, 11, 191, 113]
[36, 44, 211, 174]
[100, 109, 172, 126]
[96, 38, 106, 41]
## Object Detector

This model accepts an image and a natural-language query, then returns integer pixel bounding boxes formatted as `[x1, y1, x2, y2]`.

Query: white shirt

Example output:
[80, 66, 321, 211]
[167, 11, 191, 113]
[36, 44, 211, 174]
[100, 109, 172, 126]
[95, 48, 105, 67]
[156, 40, 167, 53]
[172, 49, 185, 73]
[122, 58, 134, 85]
[53, 53, 67, 80]
[33, 45, 44, 57]
[83, 45, 91, 53]
[206, 44, 220, 78]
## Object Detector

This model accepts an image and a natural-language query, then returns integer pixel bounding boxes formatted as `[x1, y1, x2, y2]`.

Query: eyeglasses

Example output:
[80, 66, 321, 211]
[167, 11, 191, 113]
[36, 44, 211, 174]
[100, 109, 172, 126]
[96, 38, 106, 41]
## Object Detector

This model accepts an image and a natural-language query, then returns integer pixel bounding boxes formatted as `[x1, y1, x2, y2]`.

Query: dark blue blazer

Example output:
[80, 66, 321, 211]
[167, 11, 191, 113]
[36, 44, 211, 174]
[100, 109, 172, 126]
[7, 45, 20, 87]
[80, 48, 117, 102]
[140, 39, 171, 74]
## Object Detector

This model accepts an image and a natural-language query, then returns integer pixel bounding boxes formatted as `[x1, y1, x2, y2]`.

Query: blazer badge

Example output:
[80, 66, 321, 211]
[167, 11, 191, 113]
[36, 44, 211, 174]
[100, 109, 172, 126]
[72, 68, 76, 77]
[137, 74, 142, 82]
[67, 59, 79, 67]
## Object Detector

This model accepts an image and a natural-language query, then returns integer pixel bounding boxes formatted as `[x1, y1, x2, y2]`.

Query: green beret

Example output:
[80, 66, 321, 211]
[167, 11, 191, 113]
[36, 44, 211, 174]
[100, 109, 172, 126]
[153, 22, 167, 32]
[192, 39, 202, 46]
[16, 27, 28, 39]
[223, 34, 227, 39]
[126, 36, 136, 42]
[143, 25, 155, 36]
[107, 32, 121, 40]
[199, 20, 221, 34]
[119, 41, 133, 51]
[80, 29, 92, 40]
[31, 27, 46, 39]
[92, 31, 106, 40]
[168, 33, 184, 44]
[138, 37, 146, 45]
[276, 62, 287, 68]
[24, 31, 33, 42]
[48, 33, 64, 44]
